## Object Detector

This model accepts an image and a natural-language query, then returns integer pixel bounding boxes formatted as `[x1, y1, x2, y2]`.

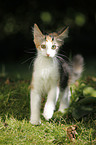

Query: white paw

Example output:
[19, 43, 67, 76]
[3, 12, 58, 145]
[58, 105, 68, 113]
[30, 119, 41, 125]
[58, 108, 66, 113]
[43, 103, 55, 120]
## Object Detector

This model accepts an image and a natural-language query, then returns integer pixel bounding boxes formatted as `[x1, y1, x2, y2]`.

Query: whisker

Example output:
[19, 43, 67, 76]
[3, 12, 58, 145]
[22, 47, 37, 66]
[29, 57, 36, 70]
[24, 47, 36, 53]
[58, 53, 68, 58]
[24, 47, 36, 50]
[55, 57, 62, 65]
[56, 56, 66, 63]
[57, 53, 71, 62]
[56, 55, 71, 66]
[60, 49, 66, 54]
[21, 57, 34, 64]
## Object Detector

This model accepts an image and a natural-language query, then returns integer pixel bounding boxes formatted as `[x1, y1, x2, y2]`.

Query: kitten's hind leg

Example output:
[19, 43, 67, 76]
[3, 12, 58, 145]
[43, 86, 57, 120]
[30, 89, 41, 125]
[58, 87, 71, 113]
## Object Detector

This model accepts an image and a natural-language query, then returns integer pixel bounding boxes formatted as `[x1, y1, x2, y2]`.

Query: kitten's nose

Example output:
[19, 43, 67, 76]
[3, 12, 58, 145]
[46, 54, 50, 57]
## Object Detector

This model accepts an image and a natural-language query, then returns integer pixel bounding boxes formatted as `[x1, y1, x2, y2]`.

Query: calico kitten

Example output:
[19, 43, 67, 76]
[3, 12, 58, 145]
[30, 24, 84, 125]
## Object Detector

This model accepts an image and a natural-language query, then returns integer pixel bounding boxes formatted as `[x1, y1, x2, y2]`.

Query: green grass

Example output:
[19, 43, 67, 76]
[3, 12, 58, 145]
[0, 61, 96, 145]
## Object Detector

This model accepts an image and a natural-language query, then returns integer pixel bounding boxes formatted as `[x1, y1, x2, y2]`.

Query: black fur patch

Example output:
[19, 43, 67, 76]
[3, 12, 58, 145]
[59, 62, 71, 90]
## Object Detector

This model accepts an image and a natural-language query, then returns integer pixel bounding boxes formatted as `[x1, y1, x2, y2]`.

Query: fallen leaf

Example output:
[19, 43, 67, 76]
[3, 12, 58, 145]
[74, 81, 79, 87]
[67, 125, 78, 142]
[5, 78, 10, 85]
[3, 123, 8, 127]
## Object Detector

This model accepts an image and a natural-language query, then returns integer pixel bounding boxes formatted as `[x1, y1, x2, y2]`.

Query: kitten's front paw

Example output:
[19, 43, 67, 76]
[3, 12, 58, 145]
[30, 119, 41, 125]
[43, 103, 54, 120]
[58, 108, 66, 113]
[43, 110, 53, 121]
[58, 105, 68, 113]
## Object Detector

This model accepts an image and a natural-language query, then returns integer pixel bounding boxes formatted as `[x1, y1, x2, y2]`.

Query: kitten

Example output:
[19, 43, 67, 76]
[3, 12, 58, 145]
[30, 24, 84, 125]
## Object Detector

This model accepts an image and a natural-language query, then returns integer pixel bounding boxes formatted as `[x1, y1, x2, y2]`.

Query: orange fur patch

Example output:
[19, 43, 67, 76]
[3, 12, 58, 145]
[46, 36, 52, 42]
[35, 44, 41, 50]
[49, 32, 58, 37]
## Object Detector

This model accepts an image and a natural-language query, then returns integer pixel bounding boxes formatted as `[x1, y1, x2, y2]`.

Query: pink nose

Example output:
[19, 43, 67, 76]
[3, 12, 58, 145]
[46, 54, 50, 57]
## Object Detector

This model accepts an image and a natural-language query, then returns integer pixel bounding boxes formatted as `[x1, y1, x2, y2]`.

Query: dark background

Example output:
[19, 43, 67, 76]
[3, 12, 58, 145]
[0, 0, 96, 63]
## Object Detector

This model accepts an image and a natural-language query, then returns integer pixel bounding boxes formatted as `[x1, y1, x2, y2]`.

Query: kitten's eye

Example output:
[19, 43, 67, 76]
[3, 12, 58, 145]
[41, 45, 46, 49]
[52, 45, 56, 50]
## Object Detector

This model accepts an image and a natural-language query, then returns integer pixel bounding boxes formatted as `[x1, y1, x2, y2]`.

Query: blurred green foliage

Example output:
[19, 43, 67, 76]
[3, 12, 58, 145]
[40, 12, 52, 24]
[75, 13, 86, 26]
[0, 0, 95, 38]
[0, 0, 96, 61]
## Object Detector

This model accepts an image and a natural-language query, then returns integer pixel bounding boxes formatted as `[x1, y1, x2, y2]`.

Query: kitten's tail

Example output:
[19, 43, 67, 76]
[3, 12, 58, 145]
[70, 54, 84, 84]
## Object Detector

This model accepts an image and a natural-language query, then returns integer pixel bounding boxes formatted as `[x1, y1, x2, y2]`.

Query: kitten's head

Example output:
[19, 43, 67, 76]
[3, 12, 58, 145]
[33, 24, 68, 58]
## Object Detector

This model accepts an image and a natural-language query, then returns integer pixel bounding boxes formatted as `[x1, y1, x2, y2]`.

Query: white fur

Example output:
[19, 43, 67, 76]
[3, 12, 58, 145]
[58, 87, 71, 113]
[30, 52, 60, 124]
[43, 86, 57, 120]
[30, 90, 41, 125]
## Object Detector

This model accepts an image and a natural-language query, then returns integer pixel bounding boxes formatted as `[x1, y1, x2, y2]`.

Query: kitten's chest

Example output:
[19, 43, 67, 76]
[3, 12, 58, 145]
[33, 57, 59, 94]
[34, 57, 59, 80]
[40, 63, 57, 79]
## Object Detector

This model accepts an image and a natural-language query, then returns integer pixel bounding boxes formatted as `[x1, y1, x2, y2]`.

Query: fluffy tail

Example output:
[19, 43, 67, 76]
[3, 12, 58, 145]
[70, 54, 84, 84]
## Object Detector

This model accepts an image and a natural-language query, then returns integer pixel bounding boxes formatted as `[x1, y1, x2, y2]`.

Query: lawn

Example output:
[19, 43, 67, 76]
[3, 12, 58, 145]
[0, 58, 96, 145]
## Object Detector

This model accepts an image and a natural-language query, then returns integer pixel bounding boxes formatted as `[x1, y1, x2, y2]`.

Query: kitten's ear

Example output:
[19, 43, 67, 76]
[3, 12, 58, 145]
[33, 24, 45, 48]
[56, 27, 69, 46]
